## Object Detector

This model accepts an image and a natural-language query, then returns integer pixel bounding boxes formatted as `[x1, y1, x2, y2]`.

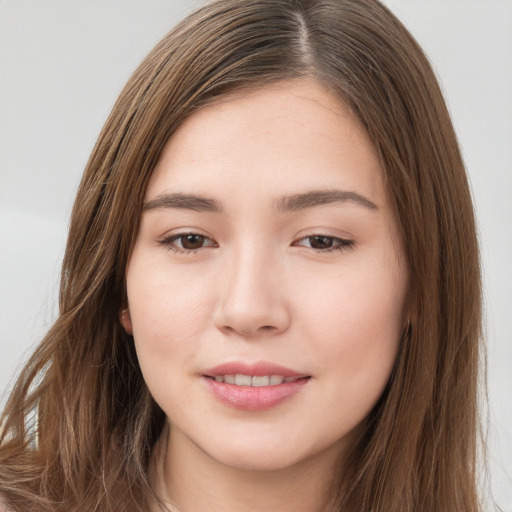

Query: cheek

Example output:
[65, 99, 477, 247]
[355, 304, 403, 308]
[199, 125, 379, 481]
[127, 265, 215, 416]
[297, 256, 406, 381]
[293, 264, 406, 438]
[126, 257, 215, 370]
[132, 257, 212, 320]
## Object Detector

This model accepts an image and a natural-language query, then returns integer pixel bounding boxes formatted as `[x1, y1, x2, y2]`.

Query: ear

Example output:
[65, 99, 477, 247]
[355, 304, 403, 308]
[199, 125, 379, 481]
[403, 305, 417, 339]
[119, 308, 133, 335]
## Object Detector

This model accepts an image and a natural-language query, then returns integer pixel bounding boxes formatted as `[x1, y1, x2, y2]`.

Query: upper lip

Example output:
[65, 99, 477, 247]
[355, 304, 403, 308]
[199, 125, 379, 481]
[203, 361, 308, 378]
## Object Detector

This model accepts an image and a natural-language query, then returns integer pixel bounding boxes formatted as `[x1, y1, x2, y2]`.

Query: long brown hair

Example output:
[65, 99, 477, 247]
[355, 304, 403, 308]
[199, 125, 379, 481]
[0, 1, 483, 510]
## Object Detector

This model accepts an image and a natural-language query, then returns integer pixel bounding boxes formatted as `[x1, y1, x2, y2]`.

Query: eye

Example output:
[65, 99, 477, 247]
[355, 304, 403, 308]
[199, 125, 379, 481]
[293, 235, 354, 252]
[159, 233, 217, 253]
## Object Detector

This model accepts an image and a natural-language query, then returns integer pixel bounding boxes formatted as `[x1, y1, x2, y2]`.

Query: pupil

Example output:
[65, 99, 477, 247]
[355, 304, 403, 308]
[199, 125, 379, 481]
[182, 234, 204, 249]
[310, 236, 333, 249]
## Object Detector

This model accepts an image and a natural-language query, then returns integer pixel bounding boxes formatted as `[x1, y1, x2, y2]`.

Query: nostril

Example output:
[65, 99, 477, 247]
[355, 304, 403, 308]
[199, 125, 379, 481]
[213, 293, 291, 337]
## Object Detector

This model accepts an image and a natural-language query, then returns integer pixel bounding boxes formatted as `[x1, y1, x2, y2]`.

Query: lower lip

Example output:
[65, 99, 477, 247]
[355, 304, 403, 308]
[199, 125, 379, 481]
[204, 377, 310, 411]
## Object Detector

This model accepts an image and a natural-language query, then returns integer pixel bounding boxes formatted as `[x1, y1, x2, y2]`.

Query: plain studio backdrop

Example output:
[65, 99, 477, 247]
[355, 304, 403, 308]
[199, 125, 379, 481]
[0, 0, 511, 509]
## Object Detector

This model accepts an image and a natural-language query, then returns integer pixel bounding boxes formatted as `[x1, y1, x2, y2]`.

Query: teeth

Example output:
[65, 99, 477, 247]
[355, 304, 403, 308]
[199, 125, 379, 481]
[270, 375, 285, 385]
[235, 374, 252, 386]
[251, 376, 270, 387]
[212, 374, 297, 386]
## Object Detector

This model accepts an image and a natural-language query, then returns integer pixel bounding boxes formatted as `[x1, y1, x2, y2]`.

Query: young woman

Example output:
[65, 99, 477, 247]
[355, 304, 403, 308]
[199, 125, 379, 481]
[0, 0, 483, 511]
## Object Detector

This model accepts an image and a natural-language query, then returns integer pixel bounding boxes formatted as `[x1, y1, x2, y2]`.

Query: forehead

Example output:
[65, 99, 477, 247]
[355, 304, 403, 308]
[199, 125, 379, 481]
[146, 79, 386, 208]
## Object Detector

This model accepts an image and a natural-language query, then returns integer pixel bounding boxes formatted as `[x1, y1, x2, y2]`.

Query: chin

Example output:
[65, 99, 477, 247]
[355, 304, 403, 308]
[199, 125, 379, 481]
[213, 446, 307, 473]
[200, 431, 343, 474]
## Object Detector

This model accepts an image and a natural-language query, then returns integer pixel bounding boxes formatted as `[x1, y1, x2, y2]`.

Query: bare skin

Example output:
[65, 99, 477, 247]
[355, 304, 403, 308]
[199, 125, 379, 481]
[150, 422, 342, 512]
[122, 79, 408, 512]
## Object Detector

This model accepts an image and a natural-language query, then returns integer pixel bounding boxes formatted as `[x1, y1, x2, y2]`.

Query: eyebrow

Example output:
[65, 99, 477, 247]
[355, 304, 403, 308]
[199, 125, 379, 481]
[142, 189, 378, 214]
[143, 193, 223, 213]
[276, 189, 378, 212]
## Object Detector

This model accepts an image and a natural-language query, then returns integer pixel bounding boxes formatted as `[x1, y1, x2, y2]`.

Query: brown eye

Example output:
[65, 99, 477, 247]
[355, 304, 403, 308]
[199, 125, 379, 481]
[293, 235, 355, 252]
[308, 236, 334, 249]
[180, 234, 207, 250]
[160, 232, 217, 253]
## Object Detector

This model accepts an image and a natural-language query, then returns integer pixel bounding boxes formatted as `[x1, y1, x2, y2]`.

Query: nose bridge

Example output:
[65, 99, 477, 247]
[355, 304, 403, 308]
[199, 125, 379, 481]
[214, 239, 290, 337]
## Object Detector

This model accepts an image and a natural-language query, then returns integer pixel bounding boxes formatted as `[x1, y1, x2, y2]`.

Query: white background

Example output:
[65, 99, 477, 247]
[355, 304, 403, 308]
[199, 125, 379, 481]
[0, 1, 510, 509]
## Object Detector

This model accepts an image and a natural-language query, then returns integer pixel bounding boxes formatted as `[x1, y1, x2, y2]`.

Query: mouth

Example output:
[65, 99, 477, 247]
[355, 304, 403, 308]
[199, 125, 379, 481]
[206, 374, 309, 386]
[202, 362, 311, 411]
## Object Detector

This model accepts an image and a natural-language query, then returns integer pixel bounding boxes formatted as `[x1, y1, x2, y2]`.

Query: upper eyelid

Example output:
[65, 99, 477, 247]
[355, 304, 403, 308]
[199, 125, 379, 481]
[293, 235, 355, 245]
[157, 235, 215, 256]
[163, 233, 215, 243]
[295, 233, 351, 240]
[293, 233, 354, 244]
[159, 230, 213, 241]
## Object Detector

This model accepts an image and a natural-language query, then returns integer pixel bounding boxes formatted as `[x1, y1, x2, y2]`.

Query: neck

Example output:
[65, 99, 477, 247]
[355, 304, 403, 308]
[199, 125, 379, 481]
[150, 423, 344, 512]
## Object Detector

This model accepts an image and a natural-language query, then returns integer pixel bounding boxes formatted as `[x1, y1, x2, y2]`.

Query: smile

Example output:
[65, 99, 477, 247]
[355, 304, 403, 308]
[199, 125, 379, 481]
[211, 374, 304, 386]
[202, 362, 311, 410]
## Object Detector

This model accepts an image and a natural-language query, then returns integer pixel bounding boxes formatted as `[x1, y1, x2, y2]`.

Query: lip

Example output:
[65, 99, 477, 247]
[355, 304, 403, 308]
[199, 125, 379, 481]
[203, 361, 307, 379]
[202, 361, 310, 411]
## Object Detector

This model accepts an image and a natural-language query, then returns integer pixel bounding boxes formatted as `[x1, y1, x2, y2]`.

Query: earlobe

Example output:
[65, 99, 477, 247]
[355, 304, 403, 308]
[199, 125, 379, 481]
[119, 308, 133, 335]
[404, 318, 413, 338]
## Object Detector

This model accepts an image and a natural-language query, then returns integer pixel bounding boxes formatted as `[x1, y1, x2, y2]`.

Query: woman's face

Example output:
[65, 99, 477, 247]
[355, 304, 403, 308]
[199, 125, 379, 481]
[123, 79, 408, 472]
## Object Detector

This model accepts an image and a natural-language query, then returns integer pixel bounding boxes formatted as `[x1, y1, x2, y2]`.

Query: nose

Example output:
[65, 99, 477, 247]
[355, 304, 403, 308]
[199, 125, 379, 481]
[213, 245, 291, 338]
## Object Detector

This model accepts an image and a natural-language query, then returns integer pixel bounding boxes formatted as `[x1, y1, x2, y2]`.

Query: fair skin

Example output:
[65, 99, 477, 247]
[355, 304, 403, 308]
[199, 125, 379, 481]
[121, 79, 408, 512]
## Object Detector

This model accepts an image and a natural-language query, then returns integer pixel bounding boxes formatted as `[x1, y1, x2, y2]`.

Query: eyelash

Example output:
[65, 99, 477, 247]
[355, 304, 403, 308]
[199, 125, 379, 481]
[159, 233, 218, 254]
[159, 233, 355, 255]
[292, 235, 355, 252]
